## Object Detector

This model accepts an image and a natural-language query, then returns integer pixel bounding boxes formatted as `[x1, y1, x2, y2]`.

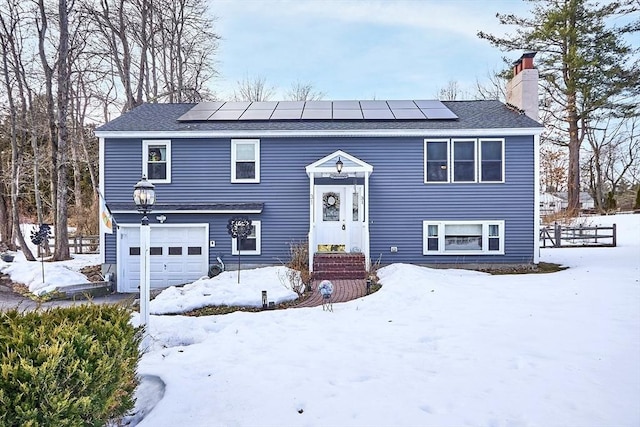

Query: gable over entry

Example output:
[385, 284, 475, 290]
[306, 151, 373, 272]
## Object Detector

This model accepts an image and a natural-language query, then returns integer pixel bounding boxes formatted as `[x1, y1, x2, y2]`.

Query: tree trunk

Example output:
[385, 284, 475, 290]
[37, 0, 59, 233]
[53, 0, 71, 261]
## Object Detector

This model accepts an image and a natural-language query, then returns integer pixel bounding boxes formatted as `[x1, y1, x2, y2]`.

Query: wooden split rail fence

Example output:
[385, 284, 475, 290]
[37, 235, 100, 256]
[540, 223, 616, 248]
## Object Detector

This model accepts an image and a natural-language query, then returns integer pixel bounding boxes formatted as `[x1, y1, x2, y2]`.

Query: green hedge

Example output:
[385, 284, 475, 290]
[0, 304, 142, 427]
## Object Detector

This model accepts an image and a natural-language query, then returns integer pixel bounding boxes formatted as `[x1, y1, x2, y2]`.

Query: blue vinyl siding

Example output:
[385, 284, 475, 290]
[104, 134, 535, 267]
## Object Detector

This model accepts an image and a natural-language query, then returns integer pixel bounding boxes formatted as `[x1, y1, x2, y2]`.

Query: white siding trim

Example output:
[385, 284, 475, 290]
[99, 137, 106, 264]
[110, 209, 263, 214]
[96, 127, 544, 140]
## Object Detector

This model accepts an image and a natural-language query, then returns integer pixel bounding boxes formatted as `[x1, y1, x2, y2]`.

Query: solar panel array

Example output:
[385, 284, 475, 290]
[177, 100, 458, 122]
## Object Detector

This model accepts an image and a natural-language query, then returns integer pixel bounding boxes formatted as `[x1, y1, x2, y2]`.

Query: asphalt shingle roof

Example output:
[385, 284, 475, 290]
[96, 100, 542, 133]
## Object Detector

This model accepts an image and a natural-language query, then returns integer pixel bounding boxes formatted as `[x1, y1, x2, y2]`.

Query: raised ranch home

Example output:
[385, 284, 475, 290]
[95, 54, 543, 293]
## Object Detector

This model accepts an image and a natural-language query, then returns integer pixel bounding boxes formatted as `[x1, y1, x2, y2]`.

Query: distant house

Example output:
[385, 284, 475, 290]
[95, 53, 543, 292]
[554, 192, 596, 211]
[540, 192, 564, 215]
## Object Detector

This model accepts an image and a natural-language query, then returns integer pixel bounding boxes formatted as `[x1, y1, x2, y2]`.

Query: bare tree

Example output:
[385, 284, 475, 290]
[232, 75, 276, 102]
[85, 0, 219, 111]
[540, 143, 567, 193]
[0, 1, 35, 259]
[583, 114, 640, 212]
[437, 80, 466, 101]
[52, 0, 71, 260]
[286, 81, 325, 101]
[474, 68, 509, 101]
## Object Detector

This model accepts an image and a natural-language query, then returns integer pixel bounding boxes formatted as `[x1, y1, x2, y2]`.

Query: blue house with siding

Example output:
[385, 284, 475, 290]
[96, 54, 543, 293]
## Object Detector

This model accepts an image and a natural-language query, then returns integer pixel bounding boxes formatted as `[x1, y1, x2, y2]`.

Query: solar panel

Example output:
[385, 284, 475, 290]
[176, 99, 457, 121]
[276, 101, 305, 110]
[414, 100, 446, 109]
[239, 109, 274, 120]
[302, 109, 332, 120]
[210, 109, 245, 120]
[333, 100, 360, 109]
[304, 100, 332, 110]
[362, 109, 394, 119]
[247, 101, 278, 110]
[360, 100, 389, 110]
[387, 100, 417, 109]
[177, 109, 215, 121]
[332, 109, 363, 119]
[421, 108, 459, 119]
[219, 101, 251, 110]
[270, 108, 302, 119]
[390, 108, 427, 119]
[190, 101, 224, 111]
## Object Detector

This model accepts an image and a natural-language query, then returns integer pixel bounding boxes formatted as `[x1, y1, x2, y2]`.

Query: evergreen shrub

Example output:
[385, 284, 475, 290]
[0, 304, 142, 426]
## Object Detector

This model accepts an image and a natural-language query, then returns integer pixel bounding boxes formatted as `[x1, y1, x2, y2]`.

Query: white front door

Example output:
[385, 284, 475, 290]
[118, 224, 208, 292]
[315, 185, 364, 253]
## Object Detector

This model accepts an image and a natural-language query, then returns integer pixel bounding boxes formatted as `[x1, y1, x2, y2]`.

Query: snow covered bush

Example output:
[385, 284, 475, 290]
[0, 304, 142, 426]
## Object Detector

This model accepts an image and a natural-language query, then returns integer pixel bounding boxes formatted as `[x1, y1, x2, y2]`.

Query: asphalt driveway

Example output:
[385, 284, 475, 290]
[0, 274, 135, 312]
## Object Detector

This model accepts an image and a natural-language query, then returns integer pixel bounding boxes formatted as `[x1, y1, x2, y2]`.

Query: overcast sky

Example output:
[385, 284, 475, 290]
[208, 0, 534, 100]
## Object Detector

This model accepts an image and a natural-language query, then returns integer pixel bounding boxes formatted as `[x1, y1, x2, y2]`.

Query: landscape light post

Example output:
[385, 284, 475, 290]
[133, 176, 156, 327]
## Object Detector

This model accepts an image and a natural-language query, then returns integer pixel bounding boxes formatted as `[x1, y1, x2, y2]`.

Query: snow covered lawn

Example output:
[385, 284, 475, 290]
[2, 215, 638, 426]
[135, 214, 639, 427]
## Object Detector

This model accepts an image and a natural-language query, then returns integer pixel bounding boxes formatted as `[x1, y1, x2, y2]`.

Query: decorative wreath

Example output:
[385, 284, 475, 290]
[323, 192, 339, 209]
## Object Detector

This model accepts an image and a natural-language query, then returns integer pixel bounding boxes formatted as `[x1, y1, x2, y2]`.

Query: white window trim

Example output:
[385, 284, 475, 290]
[142, 140, 171, 183]
[451, 138, 478, 183]
[422, 220, 505, 255]
[423, 138, 450, 184]
[231, 139, 260, 183]
[478, 138, 505, 183]
[231, 220, 261, 255]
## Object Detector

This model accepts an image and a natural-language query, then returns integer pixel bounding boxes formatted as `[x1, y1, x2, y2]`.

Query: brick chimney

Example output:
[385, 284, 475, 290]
[506, 52, 539, 122]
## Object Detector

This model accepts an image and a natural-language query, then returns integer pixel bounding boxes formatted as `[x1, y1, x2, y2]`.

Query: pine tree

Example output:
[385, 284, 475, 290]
[478, 0, 640, 215]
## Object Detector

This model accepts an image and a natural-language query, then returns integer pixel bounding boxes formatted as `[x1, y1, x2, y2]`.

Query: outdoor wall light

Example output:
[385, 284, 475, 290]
[336, 157, 344, 174]
[133, 175, 156, 216]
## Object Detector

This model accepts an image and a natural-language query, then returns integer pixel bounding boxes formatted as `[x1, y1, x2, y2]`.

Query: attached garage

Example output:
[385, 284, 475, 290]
[117, 224, 209, 293]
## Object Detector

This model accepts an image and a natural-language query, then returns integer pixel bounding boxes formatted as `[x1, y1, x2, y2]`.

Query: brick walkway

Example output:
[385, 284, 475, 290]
[294, 279, 368, 308]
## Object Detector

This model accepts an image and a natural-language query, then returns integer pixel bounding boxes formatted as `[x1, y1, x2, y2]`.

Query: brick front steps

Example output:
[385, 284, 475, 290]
[312, 253, 367, 281]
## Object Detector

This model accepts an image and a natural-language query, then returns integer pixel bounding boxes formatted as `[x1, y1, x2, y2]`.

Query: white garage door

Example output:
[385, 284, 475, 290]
[118, 224, 208, 293]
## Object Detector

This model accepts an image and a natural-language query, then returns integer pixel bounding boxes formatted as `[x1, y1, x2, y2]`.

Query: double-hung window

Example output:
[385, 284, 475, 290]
[231, 220, 261, 255]
[424, 138, 504, 183]
[424, 139, 449, 183]
[479, 139, 504, 182]
[143, 140, 171, 183]
[452, 139, 477, 182]
[422, 220, 505, 255]
[231, 139, 260, 183]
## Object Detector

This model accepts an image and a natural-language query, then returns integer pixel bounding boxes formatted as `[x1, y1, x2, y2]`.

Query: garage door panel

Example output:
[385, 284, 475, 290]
[119, 225, 208, 292]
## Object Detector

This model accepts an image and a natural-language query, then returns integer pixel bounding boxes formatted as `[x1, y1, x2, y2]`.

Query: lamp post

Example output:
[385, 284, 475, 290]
[133, 176, 156, 327]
